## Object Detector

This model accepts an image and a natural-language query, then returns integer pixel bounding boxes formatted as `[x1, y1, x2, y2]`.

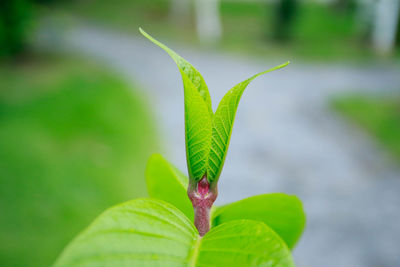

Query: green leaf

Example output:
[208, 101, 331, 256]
[198, 220, 294, 267]
[139, 28, 212, 114]
[54, 199, 294, 267]
[211, 193, 305, 249]
[53, 199, 196, 267]
[207, 62, 290, 182]
[140, 28, 212, 181]
[181, 72, 212, 181]
[145, 153, 193, 221]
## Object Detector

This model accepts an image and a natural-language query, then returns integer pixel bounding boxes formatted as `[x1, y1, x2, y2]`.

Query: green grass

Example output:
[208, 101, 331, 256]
[0, 55, 157, 266]
[332, 94, 400, 162]
[45, 0, 395, 62]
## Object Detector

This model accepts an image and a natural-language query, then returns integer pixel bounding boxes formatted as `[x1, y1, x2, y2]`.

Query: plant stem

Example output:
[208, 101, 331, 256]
[187, 175, 218, 236]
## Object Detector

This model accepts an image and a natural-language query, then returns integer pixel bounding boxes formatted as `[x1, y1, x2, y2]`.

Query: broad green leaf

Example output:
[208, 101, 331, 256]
[54, 198, 196, 267]
[54, 199, 294, 267]
[211, 193, 305, 249]
[198, 220, 294, 267]
[145, 153, 193, 221]
[140, 28, 212, 181]
[207, 62, 290, 181]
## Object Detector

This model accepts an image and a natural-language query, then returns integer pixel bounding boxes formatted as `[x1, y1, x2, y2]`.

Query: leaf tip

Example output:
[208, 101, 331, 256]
[139, 27, 148, 37]
[277, 61, 290, 69]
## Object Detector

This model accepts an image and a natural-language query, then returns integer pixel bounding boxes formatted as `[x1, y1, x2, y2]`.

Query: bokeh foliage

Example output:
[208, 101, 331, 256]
[0, 56, 156, 266]
[0, 0, 33, 58]
[332, 94, 400, 162]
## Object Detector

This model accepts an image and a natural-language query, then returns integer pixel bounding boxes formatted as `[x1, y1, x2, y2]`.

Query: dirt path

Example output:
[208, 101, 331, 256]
[37, 23, 400, 267]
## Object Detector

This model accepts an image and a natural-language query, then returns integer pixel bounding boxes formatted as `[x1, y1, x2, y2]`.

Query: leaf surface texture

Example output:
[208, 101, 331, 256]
[54, 199, 294, 267]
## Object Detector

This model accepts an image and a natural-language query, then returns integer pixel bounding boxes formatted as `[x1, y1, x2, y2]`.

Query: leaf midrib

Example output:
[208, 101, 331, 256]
[189, 236, 202, 267]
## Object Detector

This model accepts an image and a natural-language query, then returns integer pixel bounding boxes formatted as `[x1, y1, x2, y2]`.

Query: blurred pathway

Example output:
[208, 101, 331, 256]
[37, 23, 400, 267]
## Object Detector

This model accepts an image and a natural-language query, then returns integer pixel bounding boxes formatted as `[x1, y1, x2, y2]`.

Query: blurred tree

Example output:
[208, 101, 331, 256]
[396, 11, 400, 46]
[355, 0, 374, 41]
[0, 0, 33, 59]
[272, 0, 298, 42]
[333, 0, 356, 13]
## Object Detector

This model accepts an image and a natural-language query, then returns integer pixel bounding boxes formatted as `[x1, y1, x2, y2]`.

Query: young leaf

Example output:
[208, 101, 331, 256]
[208, 62, 290, 182]
[54, 199, 294, 267]
[181, 72, 212, 181]
[139, 28, 212, 114]
[145, 153, 193, 221]
[211, 193, 305, 249]
[140, 28, 212, 181]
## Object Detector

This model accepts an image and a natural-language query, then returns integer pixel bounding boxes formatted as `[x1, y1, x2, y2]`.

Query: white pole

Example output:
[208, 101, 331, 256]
[372, 0, 400, 54]
[194, 0, 222, 44]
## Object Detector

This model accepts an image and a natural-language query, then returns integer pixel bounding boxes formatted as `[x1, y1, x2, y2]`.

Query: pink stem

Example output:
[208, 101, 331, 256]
[187, 176, 218, 236]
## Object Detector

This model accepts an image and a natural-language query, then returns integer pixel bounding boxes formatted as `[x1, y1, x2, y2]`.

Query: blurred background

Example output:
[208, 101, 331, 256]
[1, 0, 400, 266]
